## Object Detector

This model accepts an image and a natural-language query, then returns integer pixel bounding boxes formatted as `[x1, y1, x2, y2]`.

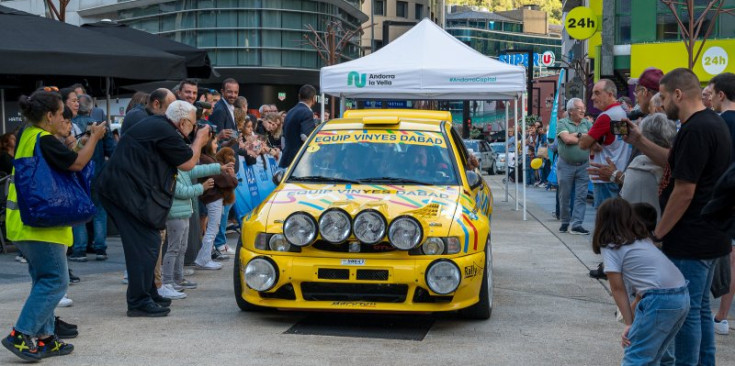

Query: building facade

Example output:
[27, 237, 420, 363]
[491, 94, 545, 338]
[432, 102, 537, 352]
[2, 0, 369, 110]
[562, 0, 735, 103]
[360, 0, 443, 54]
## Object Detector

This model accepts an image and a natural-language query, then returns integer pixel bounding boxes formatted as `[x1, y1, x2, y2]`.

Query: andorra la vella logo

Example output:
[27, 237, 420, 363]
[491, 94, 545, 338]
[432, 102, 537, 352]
[347, 71, 366, 88]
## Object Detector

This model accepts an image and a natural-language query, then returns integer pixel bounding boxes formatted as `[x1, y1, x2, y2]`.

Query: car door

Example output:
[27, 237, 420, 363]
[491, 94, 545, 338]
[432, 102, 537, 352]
[482, 141, 495, 169]
[477, 141, 490, 171]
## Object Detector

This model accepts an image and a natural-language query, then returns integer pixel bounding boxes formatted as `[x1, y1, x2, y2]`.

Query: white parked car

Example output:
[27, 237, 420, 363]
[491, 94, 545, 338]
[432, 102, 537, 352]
[463, 139, 498, 175]
[489, 142, 515, 173]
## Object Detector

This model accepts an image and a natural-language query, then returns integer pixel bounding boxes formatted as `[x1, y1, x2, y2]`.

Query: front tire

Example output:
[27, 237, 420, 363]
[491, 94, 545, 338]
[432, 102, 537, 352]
[233, 240, 266, 312]
[459, 238, 493, 320]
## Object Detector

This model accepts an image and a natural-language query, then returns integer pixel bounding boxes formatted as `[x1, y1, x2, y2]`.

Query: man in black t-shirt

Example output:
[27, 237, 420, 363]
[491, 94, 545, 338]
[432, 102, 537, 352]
[625, 68, 731, 365]
[97, 101, 210, 317]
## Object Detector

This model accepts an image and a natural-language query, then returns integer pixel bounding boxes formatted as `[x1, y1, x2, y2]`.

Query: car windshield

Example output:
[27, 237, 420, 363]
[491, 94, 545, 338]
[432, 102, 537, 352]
[463, 140, 479, 152]
[490, 144, 505, 154]
[289, 129, 459, 185]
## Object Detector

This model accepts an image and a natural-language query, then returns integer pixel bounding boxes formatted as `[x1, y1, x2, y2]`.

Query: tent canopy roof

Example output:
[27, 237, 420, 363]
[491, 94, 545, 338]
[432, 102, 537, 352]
[320, 18, 525, 100]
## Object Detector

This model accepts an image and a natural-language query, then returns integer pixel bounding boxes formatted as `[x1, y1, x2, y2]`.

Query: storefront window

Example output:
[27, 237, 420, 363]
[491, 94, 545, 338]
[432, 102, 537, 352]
[615, 0, 631, 44]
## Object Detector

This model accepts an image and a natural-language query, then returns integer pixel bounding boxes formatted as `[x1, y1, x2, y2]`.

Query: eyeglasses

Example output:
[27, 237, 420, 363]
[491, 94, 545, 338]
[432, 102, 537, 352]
[635, 87, 648, 94]
[42, 86, 59, 92]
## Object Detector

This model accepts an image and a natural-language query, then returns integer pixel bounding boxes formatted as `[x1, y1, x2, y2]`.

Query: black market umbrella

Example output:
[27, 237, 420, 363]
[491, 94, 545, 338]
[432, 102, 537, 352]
[82, 20, 216, 79]
[0, 5, 187, 81]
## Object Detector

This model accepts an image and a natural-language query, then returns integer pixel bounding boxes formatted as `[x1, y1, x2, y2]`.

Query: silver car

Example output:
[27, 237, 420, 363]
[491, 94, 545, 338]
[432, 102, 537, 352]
[463, 139, 498, 175]
[489, 142, 515, 173]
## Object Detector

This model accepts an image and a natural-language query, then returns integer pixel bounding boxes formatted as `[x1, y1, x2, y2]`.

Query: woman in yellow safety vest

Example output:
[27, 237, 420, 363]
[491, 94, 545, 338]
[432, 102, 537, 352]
[1, 89, 106, 362]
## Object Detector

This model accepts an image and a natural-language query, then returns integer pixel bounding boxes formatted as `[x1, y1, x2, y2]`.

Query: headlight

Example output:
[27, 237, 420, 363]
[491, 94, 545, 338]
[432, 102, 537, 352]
[422, 237, 445, 255]
[245, 257, 278, 291]
[283, 212, 317, 247]
[426, 260, 461, 295]
[388, 216, 423, 250]
[319, 209, 351, 244]
[268, 234, 290, 252]
[353, 210, 386, 245]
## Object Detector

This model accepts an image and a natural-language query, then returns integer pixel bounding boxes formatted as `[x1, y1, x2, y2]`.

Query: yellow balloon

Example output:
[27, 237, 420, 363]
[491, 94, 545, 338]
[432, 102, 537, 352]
[531, 158, 543, 170]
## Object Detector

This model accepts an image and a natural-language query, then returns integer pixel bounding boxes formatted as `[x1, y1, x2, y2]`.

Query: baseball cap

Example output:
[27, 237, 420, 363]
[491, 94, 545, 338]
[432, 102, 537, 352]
[628, 68, 664, 91]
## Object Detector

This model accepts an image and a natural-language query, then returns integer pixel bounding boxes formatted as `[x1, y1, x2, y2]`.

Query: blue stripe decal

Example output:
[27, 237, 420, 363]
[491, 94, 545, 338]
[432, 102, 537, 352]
[299, 201, 324, 210]
[455, 218, 470, 253]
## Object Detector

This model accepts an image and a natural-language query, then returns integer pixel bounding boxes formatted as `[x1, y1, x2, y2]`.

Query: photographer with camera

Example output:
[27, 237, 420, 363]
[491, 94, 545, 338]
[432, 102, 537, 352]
[68, 94, 116, 262]
[96, 101, 211, 317]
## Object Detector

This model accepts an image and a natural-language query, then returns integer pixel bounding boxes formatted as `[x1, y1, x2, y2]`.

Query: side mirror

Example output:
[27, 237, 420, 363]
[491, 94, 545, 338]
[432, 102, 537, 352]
[466, 170, 483, 190]
[272, 169, 285, 185]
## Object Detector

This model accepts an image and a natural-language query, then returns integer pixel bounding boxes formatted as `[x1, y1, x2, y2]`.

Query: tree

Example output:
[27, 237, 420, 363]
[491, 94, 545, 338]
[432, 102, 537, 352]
[661, 0, 735, 69]
[302, 21, 368, 118]
[43, 0, 70, 22]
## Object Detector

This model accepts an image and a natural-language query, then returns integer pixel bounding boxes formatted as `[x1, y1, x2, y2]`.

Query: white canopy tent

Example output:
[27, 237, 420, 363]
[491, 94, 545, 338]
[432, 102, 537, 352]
[319, 18, 531, 219]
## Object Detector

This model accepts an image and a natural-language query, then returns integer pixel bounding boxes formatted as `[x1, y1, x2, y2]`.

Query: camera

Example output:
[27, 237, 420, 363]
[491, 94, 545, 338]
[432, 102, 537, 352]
[610, 120, 628, 135]
[196, 122, 217, 138]
[194, 101, 212, 120]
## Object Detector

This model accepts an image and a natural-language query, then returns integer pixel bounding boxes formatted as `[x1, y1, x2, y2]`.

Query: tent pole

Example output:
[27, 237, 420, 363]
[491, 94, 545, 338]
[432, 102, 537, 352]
[514, 97, 519, 211]
[340, 96, 345, 118]
[320, 93, 325, 123]
[504, 100, 509, 202]
[522, 92, 527, 221]
[1, 89, 5, 134]
[105, 77, 111, 124]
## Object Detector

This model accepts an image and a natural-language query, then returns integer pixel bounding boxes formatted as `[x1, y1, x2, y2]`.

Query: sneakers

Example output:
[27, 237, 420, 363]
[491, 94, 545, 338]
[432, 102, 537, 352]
[714, 317, 729, 335]
[589, 263, 607, 280]
[127, 302, 170, 317]
[172, 283, 186, 292]
[220, 245, 236, 255]
[68, 253, 87, 262]
[95, 249, 108, 261]
[177, 279, 198, 290]
[68, 269, 80, 284]
[570, 226, 590, 235]
[559, 224, 569, 233]
[157, 284, 187, 300]
[195, 260, 223, 270]
[37, 335, 73, 358]
[14, 255, 27, 263]
[211, 247, 230, 261]
[2, 328, 41, 361]
[57, 294, 73, 308]
[54, 317, 78, 339]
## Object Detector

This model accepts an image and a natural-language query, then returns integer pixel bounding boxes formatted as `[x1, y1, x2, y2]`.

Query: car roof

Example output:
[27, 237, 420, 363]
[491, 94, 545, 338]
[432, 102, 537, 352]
[321, 109, 451, 132]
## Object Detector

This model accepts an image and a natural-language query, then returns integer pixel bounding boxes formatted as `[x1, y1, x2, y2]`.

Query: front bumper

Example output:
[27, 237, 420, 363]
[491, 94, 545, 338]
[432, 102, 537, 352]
[236, 248, 486, 312]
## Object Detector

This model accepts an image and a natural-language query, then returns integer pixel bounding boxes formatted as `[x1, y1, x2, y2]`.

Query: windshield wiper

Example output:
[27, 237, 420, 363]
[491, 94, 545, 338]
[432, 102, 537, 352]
[360, 177, 433, 185]
[289, 175, 361, 184]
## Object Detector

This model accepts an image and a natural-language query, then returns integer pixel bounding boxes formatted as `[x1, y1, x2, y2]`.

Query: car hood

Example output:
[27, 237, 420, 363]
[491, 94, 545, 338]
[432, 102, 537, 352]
[265, 183, 462, 236]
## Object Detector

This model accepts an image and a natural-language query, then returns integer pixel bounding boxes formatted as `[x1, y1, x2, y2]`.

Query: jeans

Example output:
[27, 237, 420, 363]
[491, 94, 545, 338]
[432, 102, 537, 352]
[13, 241, 69, 337]
[557, 159, 589, 228]
[71, 196, 108, 255]
[623, 286, 690, 366]
[665, 257, 716, 366]
[162, 219, 189, 285]
[525, 155, 535, 185]
[196, 199, 223, 265]
[593, 182, 620, 208]
[214, 203, 234, 250]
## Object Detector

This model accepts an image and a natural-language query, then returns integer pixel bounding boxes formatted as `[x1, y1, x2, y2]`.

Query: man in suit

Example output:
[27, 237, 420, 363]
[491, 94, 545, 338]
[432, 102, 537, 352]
[208, 78, 239, 141]
[279, 84, 317, 168]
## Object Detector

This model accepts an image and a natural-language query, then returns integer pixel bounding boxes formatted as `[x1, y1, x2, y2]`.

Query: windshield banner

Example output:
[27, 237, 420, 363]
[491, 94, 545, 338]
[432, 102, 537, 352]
[312, 130, 446, 147]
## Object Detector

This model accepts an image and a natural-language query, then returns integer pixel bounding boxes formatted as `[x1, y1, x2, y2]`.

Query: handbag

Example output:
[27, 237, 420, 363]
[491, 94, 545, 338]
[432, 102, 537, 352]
[12, 133, 96, 227]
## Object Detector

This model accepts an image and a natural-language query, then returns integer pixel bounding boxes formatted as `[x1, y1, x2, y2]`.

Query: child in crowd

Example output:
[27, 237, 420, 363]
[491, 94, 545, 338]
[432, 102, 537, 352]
[593, 198, 689, 365]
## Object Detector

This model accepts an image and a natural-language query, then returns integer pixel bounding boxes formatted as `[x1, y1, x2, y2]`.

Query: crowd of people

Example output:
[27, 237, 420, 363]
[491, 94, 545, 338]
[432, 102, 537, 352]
[1, 78, 321, 361]
[545, 68, 735, 365]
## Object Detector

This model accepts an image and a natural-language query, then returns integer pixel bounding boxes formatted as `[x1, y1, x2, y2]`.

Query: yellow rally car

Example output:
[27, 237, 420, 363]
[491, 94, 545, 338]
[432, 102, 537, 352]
[234, 109, 494, 319]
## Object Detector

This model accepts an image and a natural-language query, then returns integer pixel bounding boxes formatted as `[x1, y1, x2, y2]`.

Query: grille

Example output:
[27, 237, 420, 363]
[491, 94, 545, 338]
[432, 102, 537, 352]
[412, 203, 440, 217]
[301, 283, 408, 303]
[412, 287, 453, 303]
[356, 269, 389, 281]
[259, 284, 296, 300]
[318, 268, 350, 280]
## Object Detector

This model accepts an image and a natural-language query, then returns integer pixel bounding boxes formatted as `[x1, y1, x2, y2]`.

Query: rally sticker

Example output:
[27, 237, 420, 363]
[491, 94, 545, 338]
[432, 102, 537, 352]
[341, 259, 365, 266]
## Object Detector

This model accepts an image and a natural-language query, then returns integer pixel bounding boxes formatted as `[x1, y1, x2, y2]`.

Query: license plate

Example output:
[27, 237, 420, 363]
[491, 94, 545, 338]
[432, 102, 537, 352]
[341, 259, 365, 266]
